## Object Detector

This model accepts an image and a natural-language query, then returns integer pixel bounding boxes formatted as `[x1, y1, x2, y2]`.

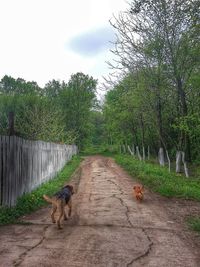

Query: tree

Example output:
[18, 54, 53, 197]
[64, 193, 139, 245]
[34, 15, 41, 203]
[0, 94, 69, 143]
[43, 79, 63, 98]
[59, 72, 97, 149]
[108, 0, 200, 161]
[0, 75, 42, 95]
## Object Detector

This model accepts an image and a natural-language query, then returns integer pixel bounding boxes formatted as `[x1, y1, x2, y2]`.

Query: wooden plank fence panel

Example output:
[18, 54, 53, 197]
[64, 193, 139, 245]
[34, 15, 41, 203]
[0, 136, 77, 207]
[4, 136, 9, 206]
[0, 136, 3, 206]
[9, 136, 15, 206]
[0, 136, 2, 205]
[19, 137, 23, 197]
[15, 136, 20, 205]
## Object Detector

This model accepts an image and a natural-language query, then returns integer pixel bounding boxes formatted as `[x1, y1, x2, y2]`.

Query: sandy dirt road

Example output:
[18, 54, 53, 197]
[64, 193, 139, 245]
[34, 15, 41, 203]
[0, 156, 200, 267]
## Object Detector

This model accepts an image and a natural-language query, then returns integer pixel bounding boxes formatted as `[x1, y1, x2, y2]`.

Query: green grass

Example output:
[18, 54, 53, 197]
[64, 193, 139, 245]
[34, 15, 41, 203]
[0, 156, 82, 225]
[187, 217, 200, 233]
[113, 154, 200, 233]
[114, 154, 200, 201]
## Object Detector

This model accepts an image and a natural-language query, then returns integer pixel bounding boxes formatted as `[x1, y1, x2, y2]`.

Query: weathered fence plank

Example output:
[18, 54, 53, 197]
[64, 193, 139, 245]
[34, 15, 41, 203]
[0, 137, 2, 204]
[0, 136, 77, 207]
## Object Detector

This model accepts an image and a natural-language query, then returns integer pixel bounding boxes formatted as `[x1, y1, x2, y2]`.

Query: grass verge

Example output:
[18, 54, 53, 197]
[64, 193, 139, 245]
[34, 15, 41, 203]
[113, 154, 200, 233]
[0, 156, 82, 225]
[114, 154, 200, 201]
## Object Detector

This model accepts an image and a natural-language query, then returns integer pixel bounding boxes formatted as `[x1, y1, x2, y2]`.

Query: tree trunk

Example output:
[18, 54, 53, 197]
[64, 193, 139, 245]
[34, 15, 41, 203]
[166, 150, 171, 172]
[142, 146, 145, 161]
[158, 147, 165, 166]
[176, 151, 182, 173]
[122, 144, 126, 154]
[132, 144, 135, 156]
[185, 134, 191, 163]
[140, 114, 145, 149]
[177, 77, 191, 162]
[128, 145, 134, 156]
[136, 146, 142, 161]
[8, 111, 15, 136]
[181, 152, 189, 177]
[156, 95, 164, 148]
[148, 146, 150, 160]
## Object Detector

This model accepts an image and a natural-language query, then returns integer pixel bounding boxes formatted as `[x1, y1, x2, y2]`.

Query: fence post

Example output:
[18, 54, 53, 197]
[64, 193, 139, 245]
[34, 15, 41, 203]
[8, 112, 15, 136]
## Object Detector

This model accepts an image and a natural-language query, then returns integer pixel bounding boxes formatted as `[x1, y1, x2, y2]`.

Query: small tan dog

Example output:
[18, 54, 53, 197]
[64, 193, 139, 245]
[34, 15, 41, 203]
[43, 185, 74, 229]
[133, 185, 144, 201]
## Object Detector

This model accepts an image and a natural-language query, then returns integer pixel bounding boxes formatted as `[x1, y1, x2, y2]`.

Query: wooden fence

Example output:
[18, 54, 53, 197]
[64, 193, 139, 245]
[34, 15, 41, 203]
[0, 136, 77, 207]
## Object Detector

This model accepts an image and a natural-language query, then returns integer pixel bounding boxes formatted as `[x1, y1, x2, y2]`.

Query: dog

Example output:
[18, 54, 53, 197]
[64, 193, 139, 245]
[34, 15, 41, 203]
[43, 185, 74, 229]
[133, 185, 144, 202]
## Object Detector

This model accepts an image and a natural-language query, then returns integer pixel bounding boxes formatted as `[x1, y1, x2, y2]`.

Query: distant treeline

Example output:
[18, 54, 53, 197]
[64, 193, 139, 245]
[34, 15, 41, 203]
[0, 73, 100, 149]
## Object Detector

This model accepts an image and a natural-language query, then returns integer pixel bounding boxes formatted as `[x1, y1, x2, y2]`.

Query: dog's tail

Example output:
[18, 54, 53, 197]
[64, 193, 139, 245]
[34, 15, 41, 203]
[43, 194, 53, 204]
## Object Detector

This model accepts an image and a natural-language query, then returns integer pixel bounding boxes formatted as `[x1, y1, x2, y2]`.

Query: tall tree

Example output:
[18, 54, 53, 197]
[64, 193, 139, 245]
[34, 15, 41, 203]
[0, 75, 41, 95]
[108, 0, 200, 161]
[44, 79, 63, 98]
[59, 72, 97, 149]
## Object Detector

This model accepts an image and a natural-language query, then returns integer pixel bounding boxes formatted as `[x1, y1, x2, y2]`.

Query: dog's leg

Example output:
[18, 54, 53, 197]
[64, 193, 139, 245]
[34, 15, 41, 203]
[57, 201, 64, 229]
[51, 204, 57, 223]
[67, 199, 72, 217]
[64, 206, 68, 221]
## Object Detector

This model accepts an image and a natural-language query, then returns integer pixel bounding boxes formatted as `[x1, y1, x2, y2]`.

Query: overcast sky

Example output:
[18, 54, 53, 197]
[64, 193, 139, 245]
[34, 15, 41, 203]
[0, 0, 127, 90]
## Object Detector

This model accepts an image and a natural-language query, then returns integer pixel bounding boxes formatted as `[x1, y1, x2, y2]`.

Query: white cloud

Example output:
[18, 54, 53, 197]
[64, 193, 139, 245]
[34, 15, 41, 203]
[0, 0, 127, 87]
[67, 27, 115, 56]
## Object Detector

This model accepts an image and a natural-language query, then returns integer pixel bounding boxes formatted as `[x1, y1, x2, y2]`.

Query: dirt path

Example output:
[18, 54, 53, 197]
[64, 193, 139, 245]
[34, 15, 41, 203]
[0, 156, 200, 267]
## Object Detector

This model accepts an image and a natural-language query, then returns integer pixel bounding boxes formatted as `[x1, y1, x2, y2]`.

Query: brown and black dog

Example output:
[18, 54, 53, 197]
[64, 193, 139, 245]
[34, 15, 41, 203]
[133, 185, 144, 202]
[43, 185, 74, 229]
